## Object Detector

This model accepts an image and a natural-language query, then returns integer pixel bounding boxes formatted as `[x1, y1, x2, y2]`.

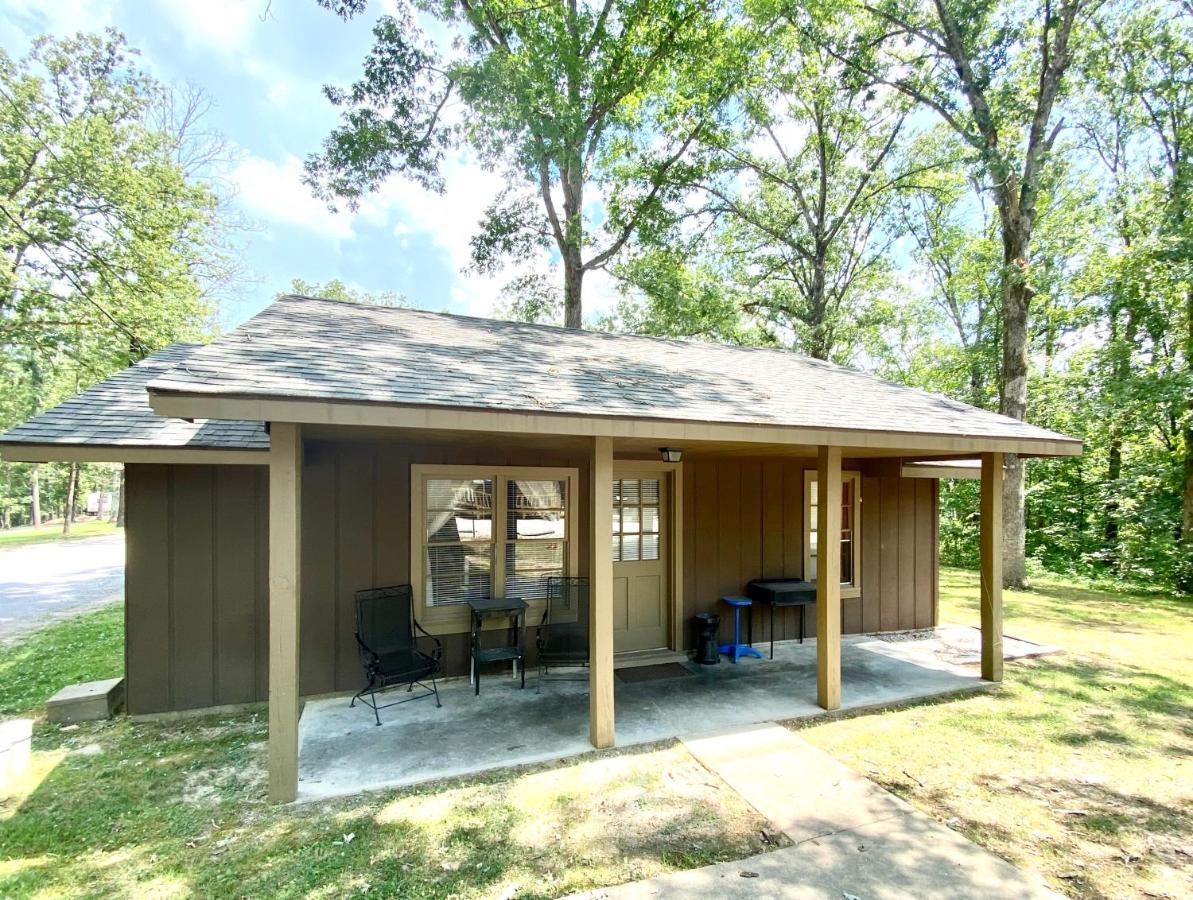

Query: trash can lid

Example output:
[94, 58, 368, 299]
[694, 612, 720, 622]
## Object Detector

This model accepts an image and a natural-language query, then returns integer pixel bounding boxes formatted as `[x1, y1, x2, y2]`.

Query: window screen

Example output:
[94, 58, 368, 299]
[505, 478, 567, 600]
[424, 478, 493, 606]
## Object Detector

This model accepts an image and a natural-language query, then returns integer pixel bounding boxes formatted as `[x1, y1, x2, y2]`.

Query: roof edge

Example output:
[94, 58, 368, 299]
[147, 389, 1084, 458]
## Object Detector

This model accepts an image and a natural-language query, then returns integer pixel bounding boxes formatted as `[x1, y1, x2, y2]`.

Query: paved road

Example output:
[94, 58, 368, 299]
[0, 533, 124, 644]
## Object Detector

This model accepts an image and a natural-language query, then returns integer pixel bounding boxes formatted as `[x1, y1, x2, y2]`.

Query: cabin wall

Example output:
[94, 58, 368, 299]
[681, 458, 938, 649]
[124, 447, 937, 715]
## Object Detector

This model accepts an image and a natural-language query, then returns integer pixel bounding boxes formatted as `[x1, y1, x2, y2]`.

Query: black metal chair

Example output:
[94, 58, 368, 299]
[351, 584, 443, 726]
[535, 576, 590, 692]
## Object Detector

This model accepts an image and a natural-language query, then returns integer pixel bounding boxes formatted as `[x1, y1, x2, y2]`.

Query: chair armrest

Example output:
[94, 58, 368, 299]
[412, 618, 444, 661]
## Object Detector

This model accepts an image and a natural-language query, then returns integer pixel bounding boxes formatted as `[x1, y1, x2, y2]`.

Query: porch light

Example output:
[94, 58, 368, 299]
[659, 447, 683, 463]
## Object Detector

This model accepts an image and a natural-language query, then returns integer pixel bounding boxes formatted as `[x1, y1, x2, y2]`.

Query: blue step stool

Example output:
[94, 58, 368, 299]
[718, 596, 763, 663]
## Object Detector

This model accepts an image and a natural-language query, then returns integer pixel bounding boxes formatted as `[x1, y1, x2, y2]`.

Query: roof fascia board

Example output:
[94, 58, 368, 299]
[148, 391, 1083, 459]
[0, 444, 268, 465]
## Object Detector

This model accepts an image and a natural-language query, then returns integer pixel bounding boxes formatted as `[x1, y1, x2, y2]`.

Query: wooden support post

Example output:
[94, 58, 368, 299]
[588, 435, 615, 748]
[817, 445, 842, 710]
[980, 452, 1004, 682]
[268, 422, 303, 803]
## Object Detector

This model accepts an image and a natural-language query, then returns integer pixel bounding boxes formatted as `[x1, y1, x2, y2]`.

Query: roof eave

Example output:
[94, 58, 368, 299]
[146, 389, 1083, 459]
[0, 441, 268, 466]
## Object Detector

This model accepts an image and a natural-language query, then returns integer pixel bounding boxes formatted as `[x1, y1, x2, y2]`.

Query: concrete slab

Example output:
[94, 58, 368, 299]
[570, 725, 1059, 900]
[683, 724, 915, 844]
[569, 815, 1060, 899]
[46, 677, 124, 724]
[296, 625, 1048, 802]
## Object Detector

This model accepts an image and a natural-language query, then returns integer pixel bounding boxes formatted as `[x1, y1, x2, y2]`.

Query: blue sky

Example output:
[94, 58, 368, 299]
[0, 0, 582, 330]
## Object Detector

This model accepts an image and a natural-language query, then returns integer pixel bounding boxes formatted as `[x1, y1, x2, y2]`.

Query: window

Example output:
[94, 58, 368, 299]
[412, 466, 578, 624]
[612, 478, 661, 562]
[804, 469, 861, 598]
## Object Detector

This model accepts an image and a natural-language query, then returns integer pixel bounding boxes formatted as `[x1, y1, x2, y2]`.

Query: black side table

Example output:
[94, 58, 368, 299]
[467, 597, 528, 696]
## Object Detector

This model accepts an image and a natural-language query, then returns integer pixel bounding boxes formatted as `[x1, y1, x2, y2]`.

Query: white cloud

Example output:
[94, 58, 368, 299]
[231, 153, 357, 242]
[155, 0, 259, 53]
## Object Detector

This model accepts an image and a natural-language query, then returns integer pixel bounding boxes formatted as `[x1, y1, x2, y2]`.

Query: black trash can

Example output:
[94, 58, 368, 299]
[694, 612, 721, 665]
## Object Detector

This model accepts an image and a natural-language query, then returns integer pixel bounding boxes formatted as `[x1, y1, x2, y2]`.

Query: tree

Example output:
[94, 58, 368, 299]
[0, 31, 237, 529]
[284, 278, 409, 307]
[830, 0, 1101, 587]
[307, 0, 741, 328]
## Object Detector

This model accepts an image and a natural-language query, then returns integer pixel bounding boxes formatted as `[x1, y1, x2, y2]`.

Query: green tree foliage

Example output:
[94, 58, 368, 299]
[284, 278, 409, 308]
[307, 0, 743, 328]
[0, 31, 237, 529]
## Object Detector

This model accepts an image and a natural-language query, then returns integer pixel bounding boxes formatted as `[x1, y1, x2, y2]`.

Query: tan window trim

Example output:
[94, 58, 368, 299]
[804, 468, 862, 600]
[410, 463, 580, 635]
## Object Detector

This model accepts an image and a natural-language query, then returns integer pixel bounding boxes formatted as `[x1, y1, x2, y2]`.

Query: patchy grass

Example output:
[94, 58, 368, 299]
[0, 604, 124, 716]
[798, 568, 1193, 900]
[0, 614, 778, 899]
[0, 521, 118, 548]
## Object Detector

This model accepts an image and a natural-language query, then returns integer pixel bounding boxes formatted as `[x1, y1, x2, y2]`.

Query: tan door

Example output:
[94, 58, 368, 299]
[612, 473, 669, 652]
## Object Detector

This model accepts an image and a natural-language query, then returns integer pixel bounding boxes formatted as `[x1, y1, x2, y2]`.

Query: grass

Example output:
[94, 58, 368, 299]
[0, 521, 118, 548]
[0, 608, 778, 899]
[3, 571, 1188, 898]
[798, 568, 1193, 900]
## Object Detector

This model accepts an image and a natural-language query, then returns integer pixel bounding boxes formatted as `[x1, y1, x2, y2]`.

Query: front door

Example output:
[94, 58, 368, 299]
[612, 472, 670, 652]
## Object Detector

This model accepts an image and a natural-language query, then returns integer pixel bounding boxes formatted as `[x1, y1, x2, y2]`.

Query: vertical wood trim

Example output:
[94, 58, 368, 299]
[860, 475, 881, 633]
[589, 436, 615, 748]
[817, 446, 842, 710]
[671, 465, 684, 651]
[268, 423, 303, 803]
[931, 479, 940, 626]
[980, 452, 1004, 682]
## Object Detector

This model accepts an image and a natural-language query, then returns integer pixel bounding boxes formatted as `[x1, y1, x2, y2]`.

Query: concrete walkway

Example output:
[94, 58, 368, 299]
[571, 723, 1059, 900]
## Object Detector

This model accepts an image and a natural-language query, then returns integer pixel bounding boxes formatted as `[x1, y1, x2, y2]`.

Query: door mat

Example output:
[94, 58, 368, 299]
[615, 663, 694, 684]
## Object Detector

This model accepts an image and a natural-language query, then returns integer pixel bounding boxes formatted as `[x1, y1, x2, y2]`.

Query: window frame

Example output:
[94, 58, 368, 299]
[803, 468, 862, 600]
[410, 464, 580, 632]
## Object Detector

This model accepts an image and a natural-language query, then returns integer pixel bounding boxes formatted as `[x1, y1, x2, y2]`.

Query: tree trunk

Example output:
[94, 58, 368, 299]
[63, 462, 78, 536]
[999, 226, 1032, 589]
[563, 251, 584, 329]
[116, 466, 126, 528]
[31, 463, 41, 528]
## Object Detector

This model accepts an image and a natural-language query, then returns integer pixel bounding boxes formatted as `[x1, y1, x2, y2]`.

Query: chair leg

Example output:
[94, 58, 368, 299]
[370, 685, 381, 727]
[520, 657, 526, 690]
[475, 662, 480, 697]
[431, 674, 442, 708]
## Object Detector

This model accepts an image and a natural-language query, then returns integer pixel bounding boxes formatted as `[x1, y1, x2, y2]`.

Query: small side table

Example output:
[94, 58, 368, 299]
[468, 597, 528, 696]
[718, 597, 763, 664]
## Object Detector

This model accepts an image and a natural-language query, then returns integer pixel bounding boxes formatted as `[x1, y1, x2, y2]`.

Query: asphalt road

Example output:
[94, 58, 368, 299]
[0, 532, 124, 644]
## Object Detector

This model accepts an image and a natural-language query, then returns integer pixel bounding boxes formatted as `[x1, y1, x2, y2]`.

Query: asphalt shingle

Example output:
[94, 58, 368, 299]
[0, 345, 267, 452]
[146, 295, 1076, 448]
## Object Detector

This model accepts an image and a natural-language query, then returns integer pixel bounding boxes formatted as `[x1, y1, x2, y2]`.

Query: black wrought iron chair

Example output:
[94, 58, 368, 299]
[535, 576, 590, 692]
[351, 584, 443, 726]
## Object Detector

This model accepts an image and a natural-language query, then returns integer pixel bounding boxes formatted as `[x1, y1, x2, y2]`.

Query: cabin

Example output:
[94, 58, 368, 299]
[0, 294, 1082, 802]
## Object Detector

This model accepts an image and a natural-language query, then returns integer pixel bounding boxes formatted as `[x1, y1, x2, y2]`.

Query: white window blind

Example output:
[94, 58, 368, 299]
[424, 477, 493, 606]
[504, 478, 567, 600]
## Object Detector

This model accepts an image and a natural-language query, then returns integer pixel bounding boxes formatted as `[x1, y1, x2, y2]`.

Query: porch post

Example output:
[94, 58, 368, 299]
[980, 452, 1004, 682]
[268, 422, 303, 803]
[588, 435, 615, 748]
[817, 445, 842, 710]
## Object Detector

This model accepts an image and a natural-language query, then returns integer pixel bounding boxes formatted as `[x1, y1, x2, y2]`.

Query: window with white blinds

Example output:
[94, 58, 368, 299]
[413, 466, 577, 613]
[613, 477, 661, 562]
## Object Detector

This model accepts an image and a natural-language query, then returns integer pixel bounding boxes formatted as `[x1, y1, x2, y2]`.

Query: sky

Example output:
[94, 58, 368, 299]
[0, 0, 602, 331]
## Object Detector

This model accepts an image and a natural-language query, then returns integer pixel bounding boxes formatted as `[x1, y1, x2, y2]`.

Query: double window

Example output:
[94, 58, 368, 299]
[804, 469, 862, 598]
[413, 466, 578, 621]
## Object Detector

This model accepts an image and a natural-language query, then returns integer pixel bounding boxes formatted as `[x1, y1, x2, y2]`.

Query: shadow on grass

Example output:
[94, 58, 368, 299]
[0, 714, 776, 899]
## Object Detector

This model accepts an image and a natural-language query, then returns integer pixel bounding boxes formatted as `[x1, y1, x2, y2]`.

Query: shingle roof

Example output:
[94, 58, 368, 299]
[146, 295, 1076, 449]
[0, 345, 268, 451]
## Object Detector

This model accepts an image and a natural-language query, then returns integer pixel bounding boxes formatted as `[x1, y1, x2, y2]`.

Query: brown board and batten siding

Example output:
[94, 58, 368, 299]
[124, 464, 269, 715]
[125, 447, 935, 716]
[681, 458, 937, 647]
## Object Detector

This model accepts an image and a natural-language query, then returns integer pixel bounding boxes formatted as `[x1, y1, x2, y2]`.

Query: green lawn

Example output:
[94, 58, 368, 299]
[0, 607, 776, 899]
[0, 521, 119, 548]
[799, 569, 1193, 900]
[1, 572, 1188, 899]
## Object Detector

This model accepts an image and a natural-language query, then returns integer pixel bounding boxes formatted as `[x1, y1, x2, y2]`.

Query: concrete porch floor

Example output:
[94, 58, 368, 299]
[296, 625, 1057, 803]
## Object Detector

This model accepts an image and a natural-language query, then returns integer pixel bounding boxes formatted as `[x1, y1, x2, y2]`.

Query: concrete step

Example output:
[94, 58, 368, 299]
[46, 677, 124, 724]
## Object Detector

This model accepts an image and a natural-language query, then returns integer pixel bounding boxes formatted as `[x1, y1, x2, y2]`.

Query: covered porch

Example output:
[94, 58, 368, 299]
[295, 625, 1055, 802]
[258, 427, 1016, 803]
